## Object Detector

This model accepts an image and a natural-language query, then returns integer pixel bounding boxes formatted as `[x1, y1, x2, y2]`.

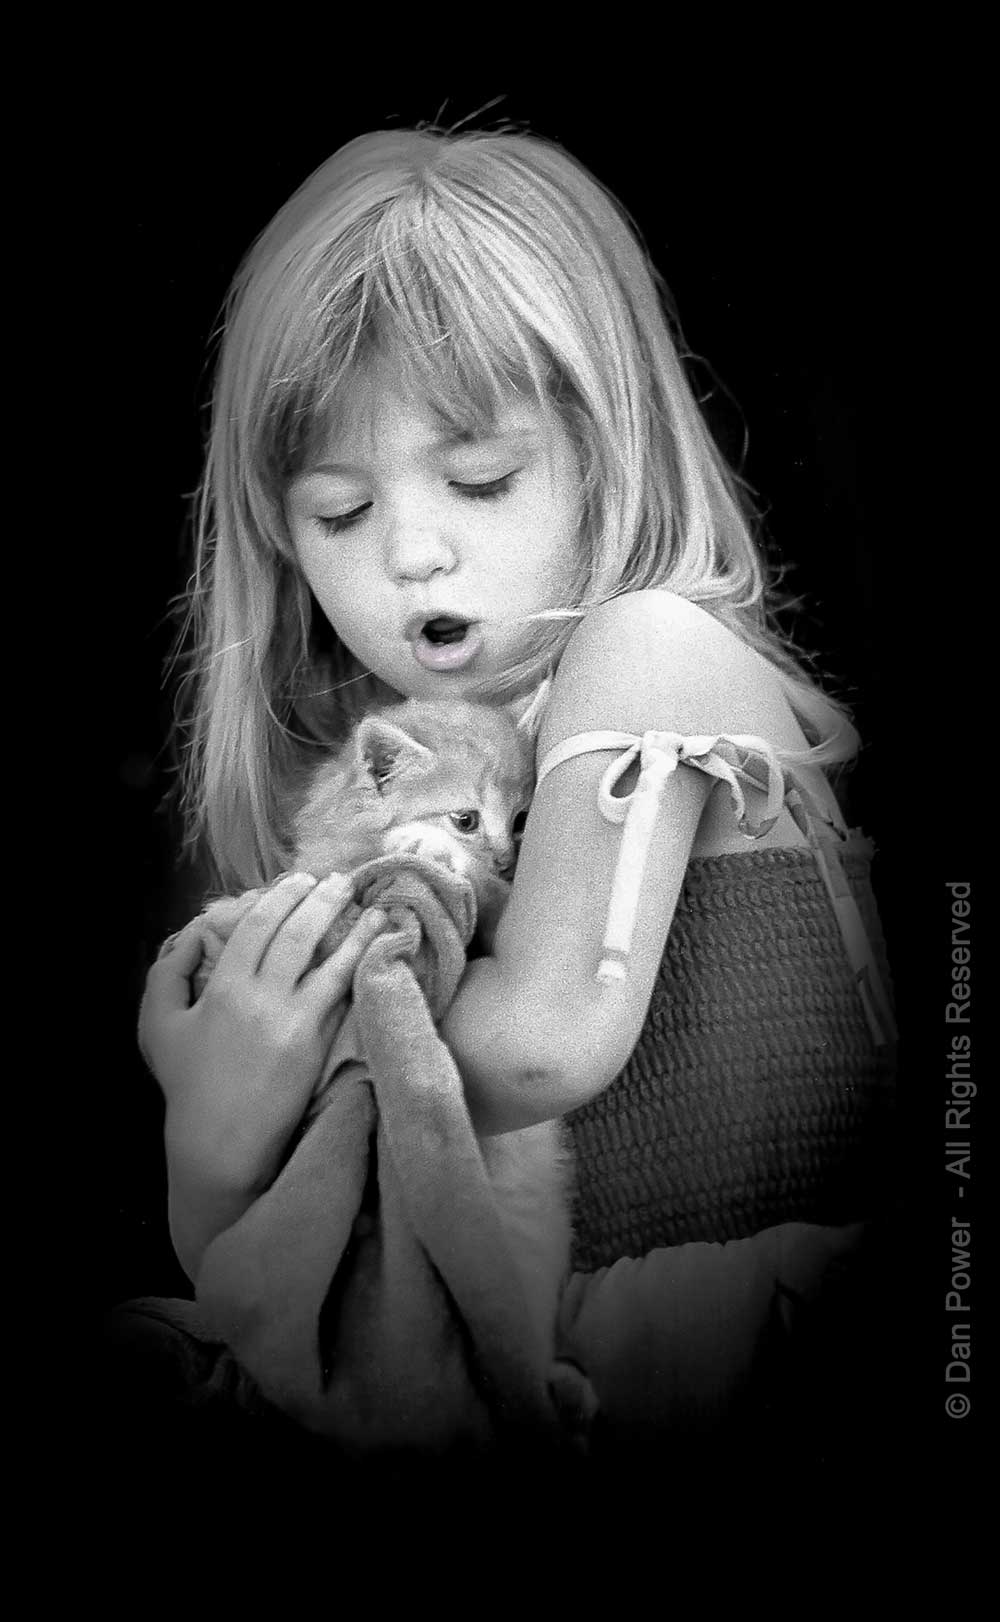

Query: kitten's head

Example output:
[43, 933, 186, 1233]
[355, 697, 537, 886]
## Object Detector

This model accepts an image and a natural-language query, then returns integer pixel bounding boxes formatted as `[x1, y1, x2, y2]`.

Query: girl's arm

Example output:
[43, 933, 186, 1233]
[139, 873, 387, 1282]
[442, 590, 788, 1135]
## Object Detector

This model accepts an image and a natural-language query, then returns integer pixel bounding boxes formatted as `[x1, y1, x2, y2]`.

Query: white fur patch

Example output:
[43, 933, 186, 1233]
[384, 821, 471, 874]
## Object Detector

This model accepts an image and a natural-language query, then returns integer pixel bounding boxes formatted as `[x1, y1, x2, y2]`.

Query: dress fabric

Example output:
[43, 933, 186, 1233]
[535, 728, 897, 1439]
[567, 839, 895, 1269]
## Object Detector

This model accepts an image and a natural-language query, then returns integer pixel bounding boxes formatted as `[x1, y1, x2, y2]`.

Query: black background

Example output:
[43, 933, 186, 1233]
[98, 79, 981, 1487]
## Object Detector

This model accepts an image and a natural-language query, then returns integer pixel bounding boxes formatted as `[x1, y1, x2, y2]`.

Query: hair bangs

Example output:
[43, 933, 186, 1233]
[304, 193, 562, 471]
[255, 290, 373, 494]
[373, 192, 562, 430]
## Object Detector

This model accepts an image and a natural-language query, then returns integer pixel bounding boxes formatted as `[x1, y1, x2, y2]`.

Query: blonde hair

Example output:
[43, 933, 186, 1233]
[176, 122, 858, 890]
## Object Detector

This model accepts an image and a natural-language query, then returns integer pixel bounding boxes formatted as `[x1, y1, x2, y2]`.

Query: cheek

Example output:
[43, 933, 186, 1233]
[495, 516, 574, 606]
[293, 542, 331, 612]
[528, 485, 580, 584]
[302, 561, 366, 638]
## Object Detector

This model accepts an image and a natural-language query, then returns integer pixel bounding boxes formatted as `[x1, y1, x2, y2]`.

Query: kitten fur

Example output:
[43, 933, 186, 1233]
[293, 695, 574, 1379]
[293, 698, 533, 926]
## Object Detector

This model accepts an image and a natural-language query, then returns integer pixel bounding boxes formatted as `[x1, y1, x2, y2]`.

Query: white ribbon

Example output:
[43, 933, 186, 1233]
[534, 727, 896, 1049]
[536, 729, 786, 983]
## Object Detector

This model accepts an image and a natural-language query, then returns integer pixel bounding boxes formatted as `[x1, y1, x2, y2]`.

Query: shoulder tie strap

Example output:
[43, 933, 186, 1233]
[535, 729, 896, 1050]
[784, 777, 898, 1050]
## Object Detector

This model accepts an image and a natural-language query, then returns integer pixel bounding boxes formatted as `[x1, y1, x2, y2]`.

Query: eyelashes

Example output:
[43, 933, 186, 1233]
[315, 473, 519, 537]
[316, 509, 367, 537]
[455, 474, 517, 502]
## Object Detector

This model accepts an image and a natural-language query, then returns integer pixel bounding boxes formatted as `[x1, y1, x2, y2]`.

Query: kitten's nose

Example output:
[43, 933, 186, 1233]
[493, 846, 517, 881]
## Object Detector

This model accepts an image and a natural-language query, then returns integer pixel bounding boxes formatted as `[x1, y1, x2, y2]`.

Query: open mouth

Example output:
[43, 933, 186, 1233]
[422, 616, 470, 646]
[407, 614, 484, 673]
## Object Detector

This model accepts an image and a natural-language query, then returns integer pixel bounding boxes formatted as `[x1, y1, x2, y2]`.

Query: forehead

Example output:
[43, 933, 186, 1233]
[410, 761, 533, 816]
[414, 713, 533, 794]
[308, 370, 554, 468]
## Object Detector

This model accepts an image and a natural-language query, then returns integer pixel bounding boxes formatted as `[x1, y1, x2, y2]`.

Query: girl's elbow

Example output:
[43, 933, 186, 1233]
[445, 967, 631, 1128]
[458, 1029, 607, 1135]
[503, 1010, 623, 1117]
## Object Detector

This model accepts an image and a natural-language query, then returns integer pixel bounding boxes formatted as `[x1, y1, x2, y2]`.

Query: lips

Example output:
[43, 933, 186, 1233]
[404, 611, 484, 673]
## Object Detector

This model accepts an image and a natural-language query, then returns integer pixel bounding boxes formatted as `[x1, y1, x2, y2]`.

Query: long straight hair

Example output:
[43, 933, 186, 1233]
[175, 124, 858, 890]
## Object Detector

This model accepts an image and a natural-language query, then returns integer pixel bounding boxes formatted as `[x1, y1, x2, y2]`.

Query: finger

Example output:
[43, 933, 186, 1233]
[138, 928, 205, 1056]
[257, 871, 359, 987]
[300, 905, 388, 1009]
[217, 872, 322, 978]
[142, 919, 206, 1006]
[155, 915, 205, 963]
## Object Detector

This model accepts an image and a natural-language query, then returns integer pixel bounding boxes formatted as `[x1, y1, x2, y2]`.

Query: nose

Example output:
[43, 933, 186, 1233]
[386, 515, 457, 583]
[493, 842, 517, 881]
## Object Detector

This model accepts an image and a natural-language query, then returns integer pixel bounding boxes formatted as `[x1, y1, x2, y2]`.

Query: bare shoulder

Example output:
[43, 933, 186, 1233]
[540, 590, 799, 753]
[555, 588, 725, 646]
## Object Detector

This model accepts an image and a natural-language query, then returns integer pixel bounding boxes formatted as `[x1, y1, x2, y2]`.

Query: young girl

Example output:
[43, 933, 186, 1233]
[136, 122, 896, 1470]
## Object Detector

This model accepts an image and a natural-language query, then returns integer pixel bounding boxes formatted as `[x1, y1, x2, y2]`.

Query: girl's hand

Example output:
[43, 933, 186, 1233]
[139, 872, 387, 1195]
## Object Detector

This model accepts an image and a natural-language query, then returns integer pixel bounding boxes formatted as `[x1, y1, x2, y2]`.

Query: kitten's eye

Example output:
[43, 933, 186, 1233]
[448, 810, 481, 834]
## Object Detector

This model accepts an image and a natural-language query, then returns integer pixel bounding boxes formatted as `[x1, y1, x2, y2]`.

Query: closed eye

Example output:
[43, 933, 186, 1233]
[315, 472, 518, 536]
[316, 504, 371, 536]
[450, 472, 519, 501]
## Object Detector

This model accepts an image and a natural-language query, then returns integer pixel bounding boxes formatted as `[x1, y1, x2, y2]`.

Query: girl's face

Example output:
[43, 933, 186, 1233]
[285, 376, 581, 699]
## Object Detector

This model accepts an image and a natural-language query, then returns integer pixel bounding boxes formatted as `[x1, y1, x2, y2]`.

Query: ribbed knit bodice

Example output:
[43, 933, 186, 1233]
[566, 839, 896, 1271]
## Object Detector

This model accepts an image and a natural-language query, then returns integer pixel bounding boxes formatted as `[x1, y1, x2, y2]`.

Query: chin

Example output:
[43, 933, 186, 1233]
[404, 670, 482, 700]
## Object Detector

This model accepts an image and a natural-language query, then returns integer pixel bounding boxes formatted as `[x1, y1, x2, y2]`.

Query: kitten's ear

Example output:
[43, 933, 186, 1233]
[509, 675, 552, 741]
[356, 716, 433, 789]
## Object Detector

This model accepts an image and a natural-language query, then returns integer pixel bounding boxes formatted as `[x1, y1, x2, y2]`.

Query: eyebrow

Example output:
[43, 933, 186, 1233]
[302, 427, 542, 479]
